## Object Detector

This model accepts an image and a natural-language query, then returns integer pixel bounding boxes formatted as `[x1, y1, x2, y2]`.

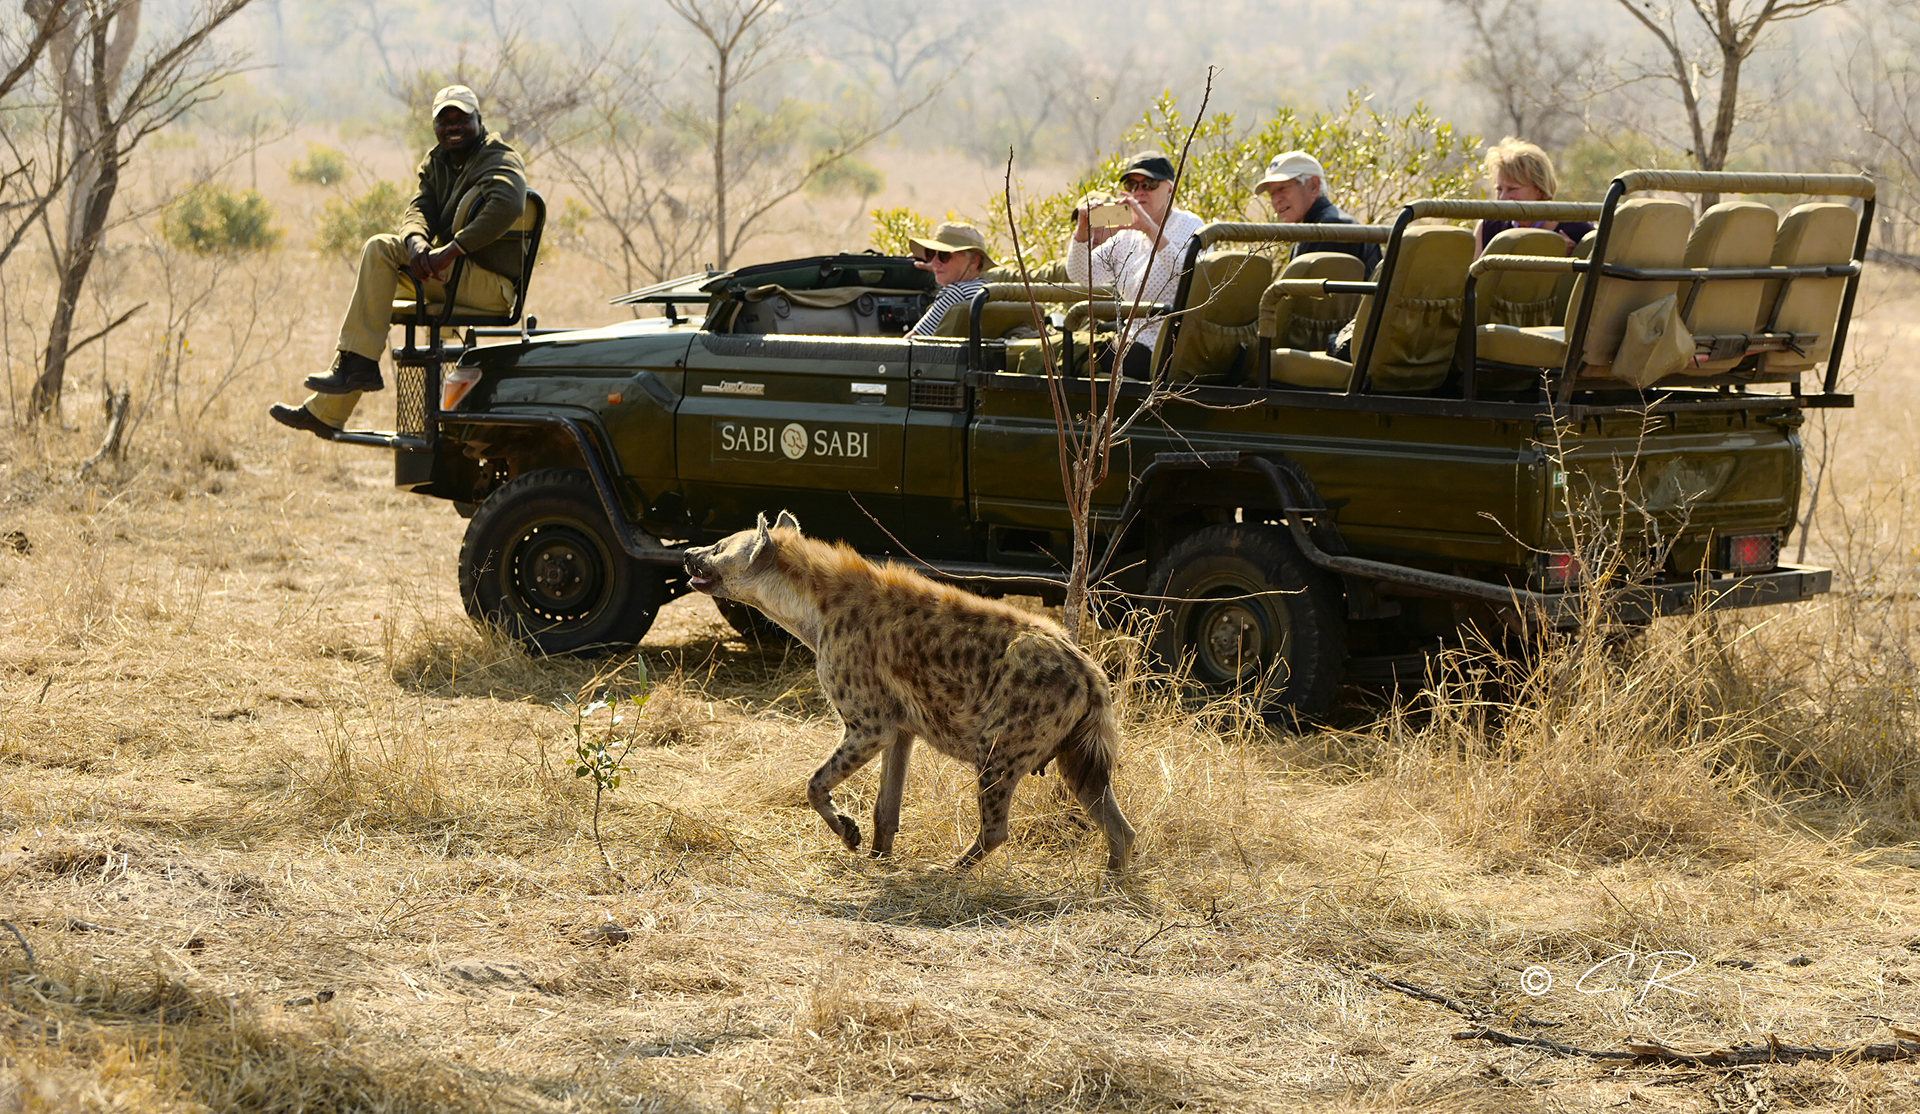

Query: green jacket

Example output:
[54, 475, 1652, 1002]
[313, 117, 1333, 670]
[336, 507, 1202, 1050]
[400, 127, 529, 281]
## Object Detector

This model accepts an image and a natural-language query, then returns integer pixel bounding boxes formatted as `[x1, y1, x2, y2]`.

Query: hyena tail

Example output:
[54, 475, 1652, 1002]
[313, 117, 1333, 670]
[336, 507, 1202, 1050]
[1055, 681, 1136, 874]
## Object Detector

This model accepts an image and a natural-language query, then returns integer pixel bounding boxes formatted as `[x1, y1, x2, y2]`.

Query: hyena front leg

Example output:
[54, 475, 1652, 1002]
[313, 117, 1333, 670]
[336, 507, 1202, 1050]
[808, 719, 895, 853]
[870, 729, 915, 858]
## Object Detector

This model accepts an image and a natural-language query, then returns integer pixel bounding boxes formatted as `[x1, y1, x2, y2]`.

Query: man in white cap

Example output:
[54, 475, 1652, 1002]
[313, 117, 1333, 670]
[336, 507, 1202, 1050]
[907, 221, 993, 335]
[1255, 150, 1381, 273]
[270, 84, 529, 438]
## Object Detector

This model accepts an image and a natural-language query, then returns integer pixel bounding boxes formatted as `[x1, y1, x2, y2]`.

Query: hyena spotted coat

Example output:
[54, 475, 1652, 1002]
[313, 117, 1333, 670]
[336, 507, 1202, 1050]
[684, 512, 1135, 873]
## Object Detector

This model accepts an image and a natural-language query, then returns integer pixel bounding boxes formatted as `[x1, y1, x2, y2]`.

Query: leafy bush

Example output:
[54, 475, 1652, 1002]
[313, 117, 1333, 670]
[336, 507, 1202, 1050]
[867, 206, 934, 256]
[288, 143, 349, 186]
[806, 156, 885, 200]
[316, 180, 408, 256]
[161, 184, 283, 254]
[875, 89, 1481, 268]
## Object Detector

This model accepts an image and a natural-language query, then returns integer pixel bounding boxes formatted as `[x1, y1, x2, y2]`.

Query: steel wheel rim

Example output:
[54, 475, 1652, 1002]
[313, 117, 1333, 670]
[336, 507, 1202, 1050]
[508, 522, 609, 623]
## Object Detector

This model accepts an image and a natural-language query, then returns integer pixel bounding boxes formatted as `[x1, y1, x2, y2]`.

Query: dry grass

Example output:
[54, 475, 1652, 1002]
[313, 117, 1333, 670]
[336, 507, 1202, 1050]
[4, 152, 1920, 1108]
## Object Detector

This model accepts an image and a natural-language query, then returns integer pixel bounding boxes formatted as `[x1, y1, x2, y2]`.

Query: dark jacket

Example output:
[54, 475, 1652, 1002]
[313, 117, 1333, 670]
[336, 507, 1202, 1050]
[400, 127, 529, 280]
[1297, 195, 1382, 275]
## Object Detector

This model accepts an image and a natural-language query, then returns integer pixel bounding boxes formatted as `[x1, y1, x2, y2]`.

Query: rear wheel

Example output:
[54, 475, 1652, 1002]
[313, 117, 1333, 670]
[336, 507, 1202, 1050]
[459, 468, 663, 656]
[1149, 524, 1347, 720]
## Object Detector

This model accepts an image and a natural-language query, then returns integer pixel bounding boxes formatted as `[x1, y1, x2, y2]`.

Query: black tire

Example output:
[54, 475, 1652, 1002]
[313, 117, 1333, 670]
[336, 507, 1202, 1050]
[459, 468, 663, 656]
[715, 597, 796, 649]
[1149, 524, 1347, 720]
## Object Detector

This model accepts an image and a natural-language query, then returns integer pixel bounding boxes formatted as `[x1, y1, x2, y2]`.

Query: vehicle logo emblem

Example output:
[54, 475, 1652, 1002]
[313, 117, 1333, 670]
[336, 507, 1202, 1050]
[780, 423, 808, 459]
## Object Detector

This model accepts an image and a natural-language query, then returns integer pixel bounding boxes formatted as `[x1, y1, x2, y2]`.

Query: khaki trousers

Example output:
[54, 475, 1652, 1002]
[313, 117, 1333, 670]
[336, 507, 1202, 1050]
[306, 233, 515, 429]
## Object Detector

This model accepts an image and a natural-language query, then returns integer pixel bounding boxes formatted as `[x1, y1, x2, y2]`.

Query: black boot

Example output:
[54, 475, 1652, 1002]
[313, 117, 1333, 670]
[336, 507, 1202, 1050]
[304, 351, 383, 394]
[268, 403, 338, 440]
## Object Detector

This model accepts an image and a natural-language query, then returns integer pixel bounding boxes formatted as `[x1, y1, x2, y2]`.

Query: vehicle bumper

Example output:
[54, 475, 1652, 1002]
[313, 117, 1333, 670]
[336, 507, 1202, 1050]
[1543, 563, 1833, 627]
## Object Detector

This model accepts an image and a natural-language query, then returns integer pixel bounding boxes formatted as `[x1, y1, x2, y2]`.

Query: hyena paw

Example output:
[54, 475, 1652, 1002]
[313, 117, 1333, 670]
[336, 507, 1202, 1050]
[833, 814, 862, 850]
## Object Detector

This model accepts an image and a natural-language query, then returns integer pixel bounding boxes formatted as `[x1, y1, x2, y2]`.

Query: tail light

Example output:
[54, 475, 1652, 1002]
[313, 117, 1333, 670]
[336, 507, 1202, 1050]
[1540, 552, 1584, 589]
[1723, 533, 1779, 574]
[440, 366, 483, 411]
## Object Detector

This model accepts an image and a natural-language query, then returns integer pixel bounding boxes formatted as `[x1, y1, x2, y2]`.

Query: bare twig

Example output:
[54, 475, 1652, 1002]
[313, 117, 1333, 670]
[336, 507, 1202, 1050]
[0, 921, 35, 966]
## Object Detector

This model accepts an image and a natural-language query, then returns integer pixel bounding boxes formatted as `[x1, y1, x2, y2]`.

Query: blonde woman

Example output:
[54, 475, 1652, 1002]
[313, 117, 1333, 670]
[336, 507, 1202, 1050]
[1475, 137, 1592, 255]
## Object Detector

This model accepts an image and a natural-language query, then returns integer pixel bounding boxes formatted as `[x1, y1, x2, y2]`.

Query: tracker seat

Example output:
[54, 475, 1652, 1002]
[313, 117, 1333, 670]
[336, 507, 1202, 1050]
[391, 188, 546, 330]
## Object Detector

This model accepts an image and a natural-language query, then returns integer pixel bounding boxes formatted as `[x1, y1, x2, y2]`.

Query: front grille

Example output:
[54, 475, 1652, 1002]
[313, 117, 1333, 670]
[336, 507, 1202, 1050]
[396, 364, 430, 435]
[910, 380, 966, 410]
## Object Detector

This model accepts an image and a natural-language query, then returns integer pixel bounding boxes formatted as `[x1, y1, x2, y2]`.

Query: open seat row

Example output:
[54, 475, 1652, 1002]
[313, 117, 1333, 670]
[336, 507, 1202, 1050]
[926, 171, 1868, 411]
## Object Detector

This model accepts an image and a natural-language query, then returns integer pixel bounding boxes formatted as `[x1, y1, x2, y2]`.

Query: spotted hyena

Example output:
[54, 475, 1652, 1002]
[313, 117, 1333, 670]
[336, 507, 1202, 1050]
[684, 512, 1135, 874]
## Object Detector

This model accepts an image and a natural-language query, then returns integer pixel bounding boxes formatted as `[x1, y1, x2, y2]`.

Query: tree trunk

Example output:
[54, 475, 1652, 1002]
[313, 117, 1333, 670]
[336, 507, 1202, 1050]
[33, 141, 118, 420]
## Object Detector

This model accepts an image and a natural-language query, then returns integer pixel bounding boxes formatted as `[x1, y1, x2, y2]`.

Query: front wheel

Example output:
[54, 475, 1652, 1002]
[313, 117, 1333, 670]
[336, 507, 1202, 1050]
[459, 468, 663, 656]
[1149, 524, 1347, 720]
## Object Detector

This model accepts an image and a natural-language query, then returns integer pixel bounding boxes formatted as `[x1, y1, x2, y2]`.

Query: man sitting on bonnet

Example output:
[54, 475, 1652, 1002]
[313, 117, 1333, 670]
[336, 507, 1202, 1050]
[270, 84, 527, 438]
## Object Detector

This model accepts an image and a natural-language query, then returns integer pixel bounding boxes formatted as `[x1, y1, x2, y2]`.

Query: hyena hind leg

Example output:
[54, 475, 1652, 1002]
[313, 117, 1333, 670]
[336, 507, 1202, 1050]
[952, 757, 1024, 872]
[1059, 766, 1136, 875]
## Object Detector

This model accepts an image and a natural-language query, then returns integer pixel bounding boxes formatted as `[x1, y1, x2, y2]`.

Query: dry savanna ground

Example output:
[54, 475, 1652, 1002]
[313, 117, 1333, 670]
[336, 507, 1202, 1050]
[3, 151, 1920, 1111]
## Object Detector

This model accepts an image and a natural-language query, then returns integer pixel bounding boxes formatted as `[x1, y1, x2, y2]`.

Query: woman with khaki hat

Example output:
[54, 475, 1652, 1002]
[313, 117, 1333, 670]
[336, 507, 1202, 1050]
[907, 222, 992, 335]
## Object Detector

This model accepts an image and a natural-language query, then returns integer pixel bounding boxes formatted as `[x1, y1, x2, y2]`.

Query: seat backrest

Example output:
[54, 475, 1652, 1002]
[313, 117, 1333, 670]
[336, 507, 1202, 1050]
[395, 188, 546, 327]
[1550, 231, 1595, 322]
[1476, 227, 1567, 328]
[1353, 224, 1474, 392]
[1263, 251, 1366, 352]
[1565, 198, 1693, 373]
[1162, 251, 1273, 382]
[932, 294, 1058, 339]
[1680, 201, 1778, 372]
[1759, 201, 1859, 375]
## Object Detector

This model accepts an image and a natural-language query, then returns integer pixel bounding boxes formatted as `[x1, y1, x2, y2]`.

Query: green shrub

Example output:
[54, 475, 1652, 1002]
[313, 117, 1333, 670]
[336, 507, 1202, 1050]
[317, 180, 408, 256]
[868, 206, 934, 256]
[288, 143, 349, 186]
[161, 184, 283, 254]
[899, 89, 1480, 268]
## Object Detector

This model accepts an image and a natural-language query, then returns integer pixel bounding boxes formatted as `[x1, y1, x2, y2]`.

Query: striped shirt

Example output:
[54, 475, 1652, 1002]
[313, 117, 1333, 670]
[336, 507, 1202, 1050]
[909, 277, 989, 336]
[1066, 207, 1205, 352]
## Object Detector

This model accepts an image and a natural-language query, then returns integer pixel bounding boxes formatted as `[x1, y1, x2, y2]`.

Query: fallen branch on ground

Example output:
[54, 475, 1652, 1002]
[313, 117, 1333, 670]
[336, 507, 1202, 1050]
[1456, 1026, 1920, 1066]
[1364, 970, 1920, 1066]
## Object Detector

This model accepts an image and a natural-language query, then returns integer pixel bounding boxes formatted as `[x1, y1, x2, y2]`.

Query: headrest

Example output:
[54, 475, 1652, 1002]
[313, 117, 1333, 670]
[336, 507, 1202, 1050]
[1685, 201, 1777, 268]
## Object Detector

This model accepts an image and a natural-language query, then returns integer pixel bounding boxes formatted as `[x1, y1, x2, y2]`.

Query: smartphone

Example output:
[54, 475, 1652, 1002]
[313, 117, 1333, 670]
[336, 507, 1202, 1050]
[1089, 202, 1132, 229]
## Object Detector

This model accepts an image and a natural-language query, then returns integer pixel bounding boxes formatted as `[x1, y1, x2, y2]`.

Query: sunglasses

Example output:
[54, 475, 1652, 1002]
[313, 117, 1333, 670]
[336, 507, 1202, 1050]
[1118, 177, 1165, 193]
[915, 248, 963, 262]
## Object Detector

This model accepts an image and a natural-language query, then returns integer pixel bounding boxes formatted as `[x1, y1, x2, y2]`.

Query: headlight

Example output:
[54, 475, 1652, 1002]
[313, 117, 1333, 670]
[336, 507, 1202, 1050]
[440, 367, 483, 411]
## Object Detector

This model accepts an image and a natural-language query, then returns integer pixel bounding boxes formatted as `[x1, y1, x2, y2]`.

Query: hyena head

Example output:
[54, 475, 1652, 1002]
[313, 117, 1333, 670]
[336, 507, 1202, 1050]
[684, 510, 803, 611]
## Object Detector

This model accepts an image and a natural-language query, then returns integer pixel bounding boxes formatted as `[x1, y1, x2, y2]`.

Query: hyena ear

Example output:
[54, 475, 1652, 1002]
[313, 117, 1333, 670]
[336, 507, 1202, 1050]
[774, 509, 801, 535]
[749, 511, 772, 558]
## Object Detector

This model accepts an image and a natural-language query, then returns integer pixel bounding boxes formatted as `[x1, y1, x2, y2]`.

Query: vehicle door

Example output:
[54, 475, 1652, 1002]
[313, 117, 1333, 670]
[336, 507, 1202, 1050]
[677, 333, 913, 549]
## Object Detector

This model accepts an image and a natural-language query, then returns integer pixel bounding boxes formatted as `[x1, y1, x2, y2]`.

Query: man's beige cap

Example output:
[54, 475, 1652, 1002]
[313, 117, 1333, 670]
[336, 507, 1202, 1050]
[431, 85, 481, 119]
[1256, 150, 1324, 188]
[908, 221, 993, 264]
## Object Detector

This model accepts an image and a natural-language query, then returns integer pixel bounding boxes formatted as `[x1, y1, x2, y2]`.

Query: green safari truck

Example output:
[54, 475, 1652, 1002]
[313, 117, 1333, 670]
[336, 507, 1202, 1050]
[328, 170, 1869, 717]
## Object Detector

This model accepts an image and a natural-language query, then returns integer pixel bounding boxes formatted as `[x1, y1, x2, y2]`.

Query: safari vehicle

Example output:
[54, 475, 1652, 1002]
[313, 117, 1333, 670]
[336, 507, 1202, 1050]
[335, 170, 1870, 716]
